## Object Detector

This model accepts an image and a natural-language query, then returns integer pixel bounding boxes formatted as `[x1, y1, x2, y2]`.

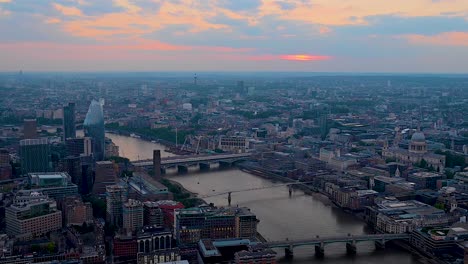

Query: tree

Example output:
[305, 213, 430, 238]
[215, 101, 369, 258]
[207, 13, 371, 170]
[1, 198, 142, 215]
[419, 159, 428, 169]
[46, 242, 56, 253]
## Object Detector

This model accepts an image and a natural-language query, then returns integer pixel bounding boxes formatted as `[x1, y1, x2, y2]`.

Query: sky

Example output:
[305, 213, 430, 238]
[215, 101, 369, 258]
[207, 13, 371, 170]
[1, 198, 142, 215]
[0, 0, 467, 72]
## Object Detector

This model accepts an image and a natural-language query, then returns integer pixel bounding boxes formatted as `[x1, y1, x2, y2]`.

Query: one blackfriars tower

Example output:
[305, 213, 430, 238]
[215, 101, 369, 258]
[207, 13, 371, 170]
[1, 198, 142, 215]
[84, 99, 105, 161]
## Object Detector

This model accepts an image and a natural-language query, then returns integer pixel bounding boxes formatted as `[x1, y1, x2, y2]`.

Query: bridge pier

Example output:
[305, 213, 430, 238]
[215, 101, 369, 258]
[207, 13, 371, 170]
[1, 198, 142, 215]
[219, 161, 232, 168]
[375, 239, 386, 250]
[199, 162, 211, 171]
[177, 165, 188, 174]
[153, 150, 161, 179]
[285, 246, 294, 259]
[346, 241, 357, 255]
[160, 168, 167, 175]
[314, 244, 324, 257]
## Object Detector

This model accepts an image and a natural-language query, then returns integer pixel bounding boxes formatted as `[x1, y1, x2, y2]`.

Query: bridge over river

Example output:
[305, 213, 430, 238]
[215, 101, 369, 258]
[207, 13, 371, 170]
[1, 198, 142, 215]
[132, 152, 252, 175]
[265, 233, 410, 258]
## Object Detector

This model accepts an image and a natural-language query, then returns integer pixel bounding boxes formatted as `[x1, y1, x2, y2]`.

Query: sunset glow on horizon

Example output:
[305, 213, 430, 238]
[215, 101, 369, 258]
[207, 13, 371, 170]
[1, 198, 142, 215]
[280, 54, 332, 61]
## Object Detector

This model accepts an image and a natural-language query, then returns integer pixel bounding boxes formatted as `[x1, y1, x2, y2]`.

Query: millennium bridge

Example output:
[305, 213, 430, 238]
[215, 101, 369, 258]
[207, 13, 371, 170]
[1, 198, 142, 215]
[265, 233, 410, 258]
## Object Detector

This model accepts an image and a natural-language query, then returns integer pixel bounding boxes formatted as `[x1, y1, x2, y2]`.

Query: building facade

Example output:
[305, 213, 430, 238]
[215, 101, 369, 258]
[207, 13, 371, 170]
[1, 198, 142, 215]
[175, 206, 257, 245]
[93, 161, 117, 196]
[219, 136, 248, 153]
[6, 193, 62, 238]
[123, 199, 144, 235]
[20, 138, 51, 174]
[23, 119, 38, 139]
[66, 137, 93, 157]
[106, 185, 127, 227]
[84, 100, 105, 161]
[143, 202, 164, 227]
[63, 102, 76, 141]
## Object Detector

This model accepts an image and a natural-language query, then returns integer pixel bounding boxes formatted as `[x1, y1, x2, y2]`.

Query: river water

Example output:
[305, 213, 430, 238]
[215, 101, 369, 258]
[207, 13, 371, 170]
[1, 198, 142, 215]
[106, 133, 420, 263]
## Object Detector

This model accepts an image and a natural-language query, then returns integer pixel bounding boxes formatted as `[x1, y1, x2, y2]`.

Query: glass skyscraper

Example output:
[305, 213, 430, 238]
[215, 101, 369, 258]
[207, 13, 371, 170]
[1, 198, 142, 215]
[84, 100, 105, 161]
[20, 138, 51, 174]
[63, 102, 76, 141]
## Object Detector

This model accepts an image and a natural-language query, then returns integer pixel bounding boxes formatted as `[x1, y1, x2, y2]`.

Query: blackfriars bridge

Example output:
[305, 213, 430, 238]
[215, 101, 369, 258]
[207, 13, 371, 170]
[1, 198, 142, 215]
[132, 151, 252, 176]
[265, 233, 410, 258]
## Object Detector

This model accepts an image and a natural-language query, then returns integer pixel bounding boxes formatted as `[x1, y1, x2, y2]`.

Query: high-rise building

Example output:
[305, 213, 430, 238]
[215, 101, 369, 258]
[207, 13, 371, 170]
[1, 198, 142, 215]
[84, 100, 105, 161]
[6, 192, 62, 238]
[0, 148, 12, 180]
[0, 148, 10, 165]
[123, 199, 144, 235]
[66, 137, 93, 157]
[143, 201, 164, 227]
[93, 161, 117, 196]
[63, 102, 76, 141]
[63, 156, 83, 192]
[20, 138, 51, 174]
[23, 119, 38, 139]
[106, 185, 127, 227]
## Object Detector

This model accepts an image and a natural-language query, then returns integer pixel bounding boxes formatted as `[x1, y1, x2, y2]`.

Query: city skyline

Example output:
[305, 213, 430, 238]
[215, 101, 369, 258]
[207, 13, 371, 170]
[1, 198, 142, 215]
[1, 0, 468, 72]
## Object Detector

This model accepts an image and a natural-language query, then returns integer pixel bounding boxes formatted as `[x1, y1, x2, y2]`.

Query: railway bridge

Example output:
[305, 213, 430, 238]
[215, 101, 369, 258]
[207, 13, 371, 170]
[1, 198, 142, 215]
[265, 233, 410, 258]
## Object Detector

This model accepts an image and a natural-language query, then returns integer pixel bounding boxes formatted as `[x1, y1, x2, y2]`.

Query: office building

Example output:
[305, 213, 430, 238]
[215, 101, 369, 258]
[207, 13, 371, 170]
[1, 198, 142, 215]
[23, 119, 38, 139]
[143, 201, 164, 227]
[154, 200, 184, 229]
[366, 198, 454, 234]
[219, 136, 248, 153]
[28, 172, 78, 200]
[84, 100, 105, 161]
[6, 192, 62, 237]
[63, 197, 93, 226]
[113, 235, 138, 263]
[63, 156, 82, 191]
[0, 148, 10, 165]
[20, 138, 51, 174]
[123, 199, 144, 235]
[0, 148, 12, 180]
[63, 102, 76, 141]
[175, 206, 257, 244]
[408, 172, 444, 190]
[93, 161, 117, 196]
[410, 225, 468, 257]
[106, 185, 127, 227]
[66, 137, 92, 157]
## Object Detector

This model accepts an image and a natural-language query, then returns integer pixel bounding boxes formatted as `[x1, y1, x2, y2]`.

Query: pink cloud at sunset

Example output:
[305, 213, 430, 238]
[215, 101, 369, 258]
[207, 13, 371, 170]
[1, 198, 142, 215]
[53, 3, 83, 16]
[401, 32, 468, 46]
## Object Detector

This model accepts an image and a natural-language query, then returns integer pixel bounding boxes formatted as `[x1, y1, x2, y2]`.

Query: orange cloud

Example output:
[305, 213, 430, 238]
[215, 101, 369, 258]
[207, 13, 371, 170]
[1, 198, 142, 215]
[53, 3, 83, 16]
[401, 32, 468, 46]
[45, 17, 61, 24]
[58, 0, 230, 39]
[319, 26, 332, 35]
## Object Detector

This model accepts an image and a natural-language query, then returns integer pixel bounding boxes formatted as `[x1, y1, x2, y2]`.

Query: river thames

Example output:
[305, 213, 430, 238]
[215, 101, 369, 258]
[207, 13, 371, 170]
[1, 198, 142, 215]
[106, 133, 420, 263]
